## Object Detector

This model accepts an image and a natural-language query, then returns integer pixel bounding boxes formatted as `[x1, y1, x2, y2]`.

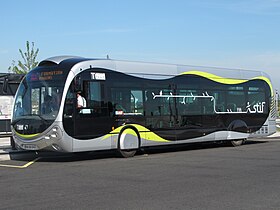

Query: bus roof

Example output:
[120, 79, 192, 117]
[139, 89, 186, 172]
[38, 56, 271, 81]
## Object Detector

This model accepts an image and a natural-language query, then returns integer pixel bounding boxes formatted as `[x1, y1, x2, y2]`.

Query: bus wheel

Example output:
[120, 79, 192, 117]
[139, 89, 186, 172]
[119, 149, 137, 158]
[230, 139, 245, 147]
[118, 127, 140, 158]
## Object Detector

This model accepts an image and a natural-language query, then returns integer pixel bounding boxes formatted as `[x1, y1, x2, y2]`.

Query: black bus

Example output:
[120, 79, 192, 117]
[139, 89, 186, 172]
[11, 56, 276, 157]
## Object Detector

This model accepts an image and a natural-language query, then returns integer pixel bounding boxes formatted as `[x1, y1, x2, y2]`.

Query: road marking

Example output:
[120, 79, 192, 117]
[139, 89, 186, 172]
[0, 157, 41, 169]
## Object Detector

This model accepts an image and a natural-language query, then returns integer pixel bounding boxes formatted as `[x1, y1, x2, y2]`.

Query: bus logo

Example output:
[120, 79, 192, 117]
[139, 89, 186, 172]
[91, 72, 106, 80]
[246, 102, 265, 114]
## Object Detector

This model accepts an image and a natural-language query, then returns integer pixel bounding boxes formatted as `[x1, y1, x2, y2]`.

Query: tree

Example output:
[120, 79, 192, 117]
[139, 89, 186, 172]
[9, 41, 39, 74]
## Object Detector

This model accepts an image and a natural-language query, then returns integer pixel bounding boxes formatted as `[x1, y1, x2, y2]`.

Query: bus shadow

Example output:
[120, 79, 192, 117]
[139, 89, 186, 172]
[139, 140, 267, 156]
[8, 140, 269, 162]
[9, 150, 118, 162]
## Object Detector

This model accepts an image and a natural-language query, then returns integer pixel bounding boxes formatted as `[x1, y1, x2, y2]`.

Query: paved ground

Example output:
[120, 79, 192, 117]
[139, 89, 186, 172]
[1, 138, 280, 209]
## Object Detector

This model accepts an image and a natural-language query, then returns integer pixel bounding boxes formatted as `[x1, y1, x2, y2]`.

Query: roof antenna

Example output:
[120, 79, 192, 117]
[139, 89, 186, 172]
[106, 55, 110, 59]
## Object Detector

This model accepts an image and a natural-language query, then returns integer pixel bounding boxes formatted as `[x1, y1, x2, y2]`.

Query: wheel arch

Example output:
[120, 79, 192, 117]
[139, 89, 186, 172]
[117, 124, 141, 150]
[228, 119, 248, 133]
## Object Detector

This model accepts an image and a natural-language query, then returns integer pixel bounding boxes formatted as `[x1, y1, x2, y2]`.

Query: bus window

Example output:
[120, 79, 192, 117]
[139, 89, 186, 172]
[32, 88, 40, 115]
[89, 82, 101, 108]
[64, 89, 75, 117]
[131, 90, 143, 115]
[200, 98, 215, 114]
[163, 90, 172, 116]
[209, 91, 226, 112]
[86, 81, 107, 116]
[176, 90, 201, 115]
[248, 91, 267, 113]
[227, 90, 245, 112]
[145, 90, 161, 116]
[111, 88, 143, 115]
[111, 88, 128, 114]
[145, 89, 174, 116]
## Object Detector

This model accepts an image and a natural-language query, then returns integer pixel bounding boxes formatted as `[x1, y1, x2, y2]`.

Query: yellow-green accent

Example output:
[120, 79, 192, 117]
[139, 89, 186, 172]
[181, 71, 246, 84]
[181, 71, 274, 96]
[15, 131, 40, 139]
[0, 157, 41, 169]
[102, 124, 170, 142]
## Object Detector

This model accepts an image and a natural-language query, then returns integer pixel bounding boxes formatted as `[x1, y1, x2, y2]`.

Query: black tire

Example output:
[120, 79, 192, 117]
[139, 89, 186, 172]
[118, 126, 140, 158]
[118, 149, 137, 158]
[230, 139, 245, 147]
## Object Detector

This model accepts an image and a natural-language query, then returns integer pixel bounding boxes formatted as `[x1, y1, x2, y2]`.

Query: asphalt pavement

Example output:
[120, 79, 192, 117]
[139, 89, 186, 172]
[1, 131, 280, 161]
[1, 136, 280, 210]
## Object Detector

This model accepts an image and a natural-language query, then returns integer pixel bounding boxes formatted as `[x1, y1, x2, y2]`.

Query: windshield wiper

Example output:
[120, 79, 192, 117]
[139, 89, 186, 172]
[12, 114, 49, 125]
[11, 118, 23, 126]
[28, 114, 49, 124]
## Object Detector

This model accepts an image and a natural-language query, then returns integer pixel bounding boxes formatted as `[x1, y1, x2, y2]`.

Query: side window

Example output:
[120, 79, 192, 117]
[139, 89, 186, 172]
[63, 85, 75, 117]
[131, 90, 143, 115]
[227, 87, 245, 112]
[161, 89, 175, 116]
[209, 91, 226, 112]
[200, 97, 215, 114]
[89, 82, 102, 109]
[111, 88, 143, 115]
[248, 90, 267, 113]
[145, 89, 175, 116]
[145, 90, 161, 116]
[111, 88, 130, 114]
[86, 81, 108, 116]
[176, 90, 202, 115]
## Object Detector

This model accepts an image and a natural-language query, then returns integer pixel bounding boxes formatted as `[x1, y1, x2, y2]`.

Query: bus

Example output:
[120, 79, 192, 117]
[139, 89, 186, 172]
[11, 56, 276, 157]
[0, 73, 24, 137]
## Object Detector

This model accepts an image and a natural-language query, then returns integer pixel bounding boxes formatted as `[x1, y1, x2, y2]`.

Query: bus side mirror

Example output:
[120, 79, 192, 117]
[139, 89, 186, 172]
[74, 75, 82, 92]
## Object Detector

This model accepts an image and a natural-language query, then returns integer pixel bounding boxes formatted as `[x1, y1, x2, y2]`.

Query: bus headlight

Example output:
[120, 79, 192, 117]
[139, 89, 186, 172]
[44, 126, 63, 141]
[50, 126, 62, 140]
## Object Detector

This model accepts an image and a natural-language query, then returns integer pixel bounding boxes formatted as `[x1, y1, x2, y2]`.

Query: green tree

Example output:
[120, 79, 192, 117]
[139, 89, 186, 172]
[9, 41, 39, 74]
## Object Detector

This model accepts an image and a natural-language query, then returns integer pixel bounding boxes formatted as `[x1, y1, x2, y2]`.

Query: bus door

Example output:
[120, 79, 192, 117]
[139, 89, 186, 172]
[175, 89, 217, 141]
[144, 89, 177, 143]
[175, 89, 204, 140]
[73, 80, 113, 140]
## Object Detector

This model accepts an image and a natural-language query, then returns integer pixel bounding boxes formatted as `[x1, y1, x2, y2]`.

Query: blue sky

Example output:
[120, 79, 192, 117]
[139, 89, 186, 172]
[1, 0, 280, 90]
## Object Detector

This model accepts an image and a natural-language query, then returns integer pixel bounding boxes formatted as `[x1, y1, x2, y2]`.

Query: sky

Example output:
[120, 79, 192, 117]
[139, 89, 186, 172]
[1, 0, 280, 91]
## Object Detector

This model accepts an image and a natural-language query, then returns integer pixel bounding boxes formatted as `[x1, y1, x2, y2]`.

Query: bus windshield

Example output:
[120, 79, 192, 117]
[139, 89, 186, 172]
[12, 67, 66, 135]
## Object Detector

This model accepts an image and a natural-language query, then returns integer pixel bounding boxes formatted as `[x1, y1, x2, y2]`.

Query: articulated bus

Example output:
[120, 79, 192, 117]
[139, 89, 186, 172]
[11, 56, 276, 157]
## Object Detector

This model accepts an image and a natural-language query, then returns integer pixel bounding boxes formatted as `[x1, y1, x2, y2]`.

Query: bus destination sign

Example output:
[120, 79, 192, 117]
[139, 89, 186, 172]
[30, 70, 63, 81]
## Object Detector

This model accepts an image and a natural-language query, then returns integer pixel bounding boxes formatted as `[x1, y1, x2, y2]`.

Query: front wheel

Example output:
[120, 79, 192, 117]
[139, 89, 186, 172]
[118, 127, 140, 158]
[118, 149, 137, 158]
[230, 139, 245, 147]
